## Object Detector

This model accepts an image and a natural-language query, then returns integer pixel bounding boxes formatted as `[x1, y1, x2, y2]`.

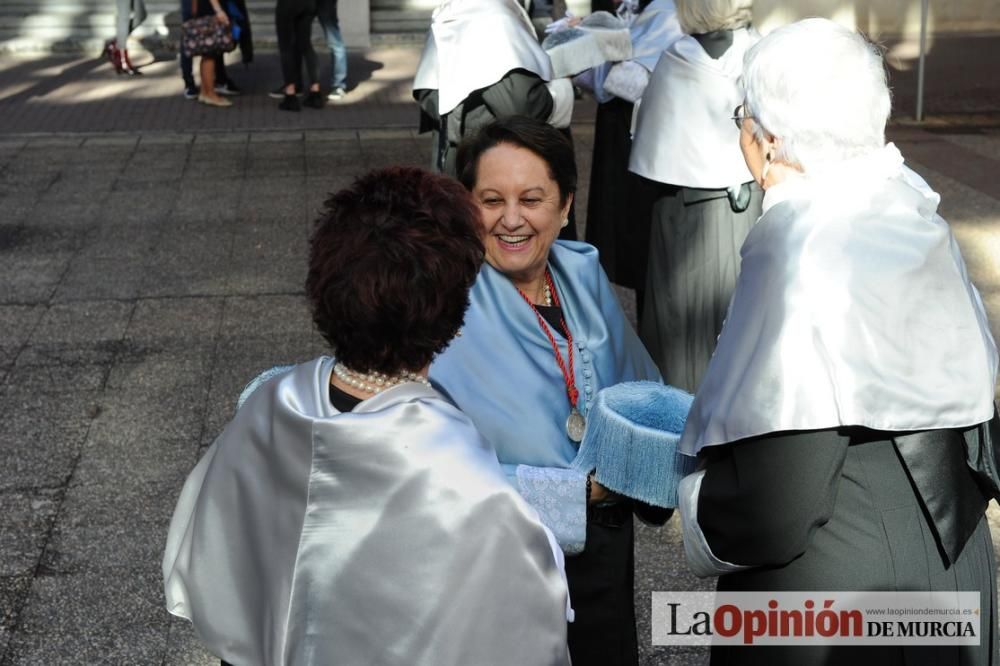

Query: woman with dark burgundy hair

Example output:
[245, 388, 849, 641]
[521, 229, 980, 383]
[163, 166, 572, 666]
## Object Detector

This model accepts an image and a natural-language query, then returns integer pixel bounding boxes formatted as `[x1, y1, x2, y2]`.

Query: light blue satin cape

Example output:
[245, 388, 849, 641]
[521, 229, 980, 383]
[431, 241, 661, 549]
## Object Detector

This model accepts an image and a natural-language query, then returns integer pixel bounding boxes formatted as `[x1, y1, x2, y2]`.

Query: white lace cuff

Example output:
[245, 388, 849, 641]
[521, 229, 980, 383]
[515, 465, 588, 555]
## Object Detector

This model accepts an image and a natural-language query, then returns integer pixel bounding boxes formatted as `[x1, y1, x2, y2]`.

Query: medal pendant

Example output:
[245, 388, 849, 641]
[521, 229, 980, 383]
[566, 408, 586, 442]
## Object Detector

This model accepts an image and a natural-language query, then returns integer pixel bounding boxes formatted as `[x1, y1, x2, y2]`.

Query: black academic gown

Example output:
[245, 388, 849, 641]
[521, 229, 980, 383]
[585, 96, 662, 293]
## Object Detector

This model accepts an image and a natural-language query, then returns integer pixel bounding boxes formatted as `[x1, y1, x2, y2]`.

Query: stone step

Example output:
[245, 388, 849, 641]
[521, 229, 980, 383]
[369, 0, 440, 10]
[370, 11, 433, 34]
[0, 0, 432, 51]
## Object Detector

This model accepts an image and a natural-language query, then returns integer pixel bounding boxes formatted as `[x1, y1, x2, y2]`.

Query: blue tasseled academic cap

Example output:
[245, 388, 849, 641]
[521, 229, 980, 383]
[571, 381, 698, 508]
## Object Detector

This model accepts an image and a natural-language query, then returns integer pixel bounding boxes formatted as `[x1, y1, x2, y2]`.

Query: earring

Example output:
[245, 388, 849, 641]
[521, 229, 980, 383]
[561, 218, 569, 228]
[761, 152, 772, 184]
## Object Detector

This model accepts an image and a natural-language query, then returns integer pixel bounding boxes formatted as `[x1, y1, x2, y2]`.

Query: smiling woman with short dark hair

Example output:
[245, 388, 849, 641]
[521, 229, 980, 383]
[433, 116, 663, 666]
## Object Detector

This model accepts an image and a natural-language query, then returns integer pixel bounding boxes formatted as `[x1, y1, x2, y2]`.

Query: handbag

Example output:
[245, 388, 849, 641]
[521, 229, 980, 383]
[181, 0, 236, 57]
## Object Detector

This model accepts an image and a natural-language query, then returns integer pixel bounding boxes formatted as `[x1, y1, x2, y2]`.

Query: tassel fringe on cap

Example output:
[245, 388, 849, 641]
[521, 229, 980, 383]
[571, 381, 697, 508]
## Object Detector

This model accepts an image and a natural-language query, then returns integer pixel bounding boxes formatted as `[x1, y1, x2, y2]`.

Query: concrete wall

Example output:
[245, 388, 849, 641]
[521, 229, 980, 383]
[342, 0, 372, 47]
[753, 0, 1000, 36]
[566, 0, 1000, 35]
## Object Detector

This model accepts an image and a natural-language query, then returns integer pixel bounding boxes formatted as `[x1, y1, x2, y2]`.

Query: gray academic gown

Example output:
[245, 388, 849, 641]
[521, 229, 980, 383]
[163, 357, 571, 666]
[629, 29, 761, 391]
[698, 426, 999, 666]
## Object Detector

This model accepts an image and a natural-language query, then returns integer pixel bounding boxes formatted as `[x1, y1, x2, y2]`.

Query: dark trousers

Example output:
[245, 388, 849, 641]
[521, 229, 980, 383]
[276, 0, 317, 88]
[179, 0, 228, 89]
[564, 503, 639, 666]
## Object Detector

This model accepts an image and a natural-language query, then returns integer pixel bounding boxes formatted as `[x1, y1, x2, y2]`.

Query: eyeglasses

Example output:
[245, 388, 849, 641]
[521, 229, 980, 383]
[731, 104, 749, 130]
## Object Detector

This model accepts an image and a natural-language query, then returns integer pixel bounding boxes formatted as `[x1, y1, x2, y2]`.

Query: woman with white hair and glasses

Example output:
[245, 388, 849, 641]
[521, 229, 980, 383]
[677, 18, 999, 665]
[629, 0, 761, 392]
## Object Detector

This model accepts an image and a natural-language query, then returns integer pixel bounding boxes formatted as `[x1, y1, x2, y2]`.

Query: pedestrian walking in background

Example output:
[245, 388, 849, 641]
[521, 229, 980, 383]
[317, 0, 349, 100]
[181, 0, 234, 107]
[275, 0, 324, 111]
[102, 0, 147, 75]
[179, 0, 252, 100]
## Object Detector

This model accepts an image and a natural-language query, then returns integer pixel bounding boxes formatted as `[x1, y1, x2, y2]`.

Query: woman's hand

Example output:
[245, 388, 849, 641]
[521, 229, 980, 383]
[209, 0, 230, 26]
[588, 476, 615, 504]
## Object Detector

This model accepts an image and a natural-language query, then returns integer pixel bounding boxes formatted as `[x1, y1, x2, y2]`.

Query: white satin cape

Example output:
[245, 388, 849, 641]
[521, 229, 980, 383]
[679, 144, 998, 454]
[626, 0, 682, 72]
[628, 28, 757, 188]
[412, 0, 553, 115]
[163, 357, 572, 665]
[587, 0, 683, 103]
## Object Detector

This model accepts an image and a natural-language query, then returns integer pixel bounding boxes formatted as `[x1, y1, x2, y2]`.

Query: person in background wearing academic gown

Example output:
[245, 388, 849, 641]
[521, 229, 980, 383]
[677, 19, 1000, 665]
[162, 166, 572, 666]
[412, 0, 575, 178]
[431, 117, 664, 666]
[412, 0, 578, 238]
[629, 0, 760, 392]
[581, 0, 682, 317]
[413, 0, 578, 238]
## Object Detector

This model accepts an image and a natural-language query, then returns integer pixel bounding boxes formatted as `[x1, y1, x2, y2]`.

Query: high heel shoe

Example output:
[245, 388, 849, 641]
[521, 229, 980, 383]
[100, 38, 116, 61]
[101, 39, 124, 75]
[120, 49, 143, 76]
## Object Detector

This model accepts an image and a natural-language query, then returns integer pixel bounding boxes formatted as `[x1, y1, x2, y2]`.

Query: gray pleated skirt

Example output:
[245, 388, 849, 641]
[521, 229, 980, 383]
[639, 184, 763, 392]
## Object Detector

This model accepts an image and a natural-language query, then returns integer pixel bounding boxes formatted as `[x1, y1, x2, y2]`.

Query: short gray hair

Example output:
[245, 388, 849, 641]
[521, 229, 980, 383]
[741, 18, 891, 170]
[675, 0, 752, 35]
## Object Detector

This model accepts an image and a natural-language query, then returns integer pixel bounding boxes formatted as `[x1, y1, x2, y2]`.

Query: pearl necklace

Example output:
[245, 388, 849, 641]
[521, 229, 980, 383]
[542, 280, 552, 307]
[333, 362, 431, 395]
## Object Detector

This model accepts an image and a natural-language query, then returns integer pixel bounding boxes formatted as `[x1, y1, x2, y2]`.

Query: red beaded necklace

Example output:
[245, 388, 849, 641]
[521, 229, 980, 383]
[515, 269, 586, 442]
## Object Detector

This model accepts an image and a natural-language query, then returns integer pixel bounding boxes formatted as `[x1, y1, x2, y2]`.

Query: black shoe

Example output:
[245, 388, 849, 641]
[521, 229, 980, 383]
[183, 85, 198, 100]
[304, 91, 324, 109]
[278, 93, 301, 112]
[269, 85, 301, 99]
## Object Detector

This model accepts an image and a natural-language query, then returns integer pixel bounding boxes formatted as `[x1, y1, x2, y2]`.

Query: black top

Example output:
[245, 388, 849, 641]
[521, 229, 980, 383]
[329, 382, 363, 413]
[535, 304, 565, 334]
[692, 29, 734, 59]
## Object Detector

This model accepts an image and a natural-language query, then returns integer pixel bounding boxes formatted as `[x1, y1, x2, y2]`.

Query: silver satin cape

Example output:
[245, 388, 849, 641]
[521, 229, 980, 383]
[163, 357, 572, 666]
[680, 144, 999, 454]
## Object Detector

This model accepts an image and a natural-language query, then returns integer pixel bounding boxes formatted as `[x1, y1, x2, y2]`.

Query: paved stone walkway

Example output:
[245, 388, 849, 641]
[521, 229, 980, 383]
[0, 37, 998, 665]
